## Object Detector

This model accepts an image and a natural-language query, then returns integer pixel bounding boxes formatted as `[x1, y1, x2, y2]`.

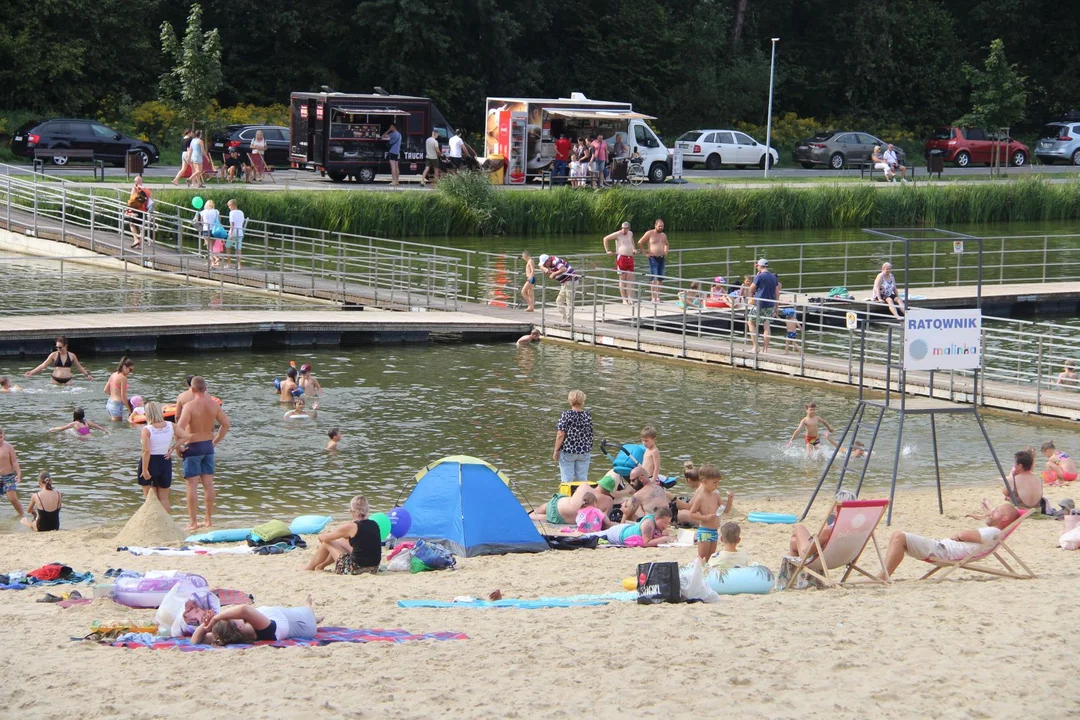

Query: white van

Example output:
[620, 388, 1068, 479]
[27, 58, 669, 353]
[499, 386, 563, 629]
[484, 93, 671, 183]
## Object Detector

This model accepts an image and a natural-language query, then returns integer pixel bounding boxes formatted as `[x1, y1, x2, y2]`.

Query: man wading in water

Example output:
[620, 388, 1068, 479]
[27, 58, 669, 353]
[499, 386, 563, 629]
[176, 376, 230, 530]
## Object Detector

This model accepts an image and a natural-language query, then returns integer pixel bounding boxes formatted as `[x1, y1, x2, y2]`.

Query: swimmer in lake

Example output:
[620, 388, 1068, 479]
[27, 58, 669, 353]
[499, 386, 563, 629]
[517, 329, 541, 345]
[24, 336, 94, 386]
[0, 376, 22, 392]
[326, 428, 342, 451]
[48, 407, 109, 437]
[284, 397, 318, 420]
[787, 400, 833, 456]
[278, 367, 299, 403]
[298, 364, 322, 398]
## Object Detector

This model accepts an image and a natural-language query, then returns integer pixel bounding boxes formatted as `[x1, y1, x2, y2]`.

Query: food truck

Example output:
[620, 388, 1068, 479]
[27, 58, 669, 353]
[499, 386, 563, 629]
[484, 93, 671, 183]
[290, 90, 456, 182]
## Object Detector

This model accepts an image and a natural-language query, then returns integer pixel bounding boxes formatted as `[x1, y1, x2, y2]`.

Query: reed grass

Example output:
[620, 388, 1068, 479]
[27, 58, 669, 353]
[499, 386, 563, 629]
[145, 178, 1080, 238]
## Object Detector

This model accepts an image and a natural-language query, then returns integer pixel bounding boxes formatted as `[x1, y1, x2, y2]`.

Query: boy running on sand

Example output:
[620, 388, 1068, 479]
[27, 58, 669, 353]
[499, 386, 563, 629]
[689, 464, 724, 563]
[640, 426, 661, 484]
[521, 250, 536, 312]
[787, 401, 833, 456]
[0, 428, 23, 517]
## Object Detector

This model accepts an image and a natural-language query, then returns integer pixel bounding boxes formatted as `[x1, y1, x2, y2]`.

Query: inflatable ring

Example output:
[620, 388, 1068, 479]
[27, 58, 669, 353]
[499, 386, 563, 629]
[113, 572, 209, 609]
[747, 512, 798, 524]
[706, 566, 774, 595]
[704, 298, 730, 309]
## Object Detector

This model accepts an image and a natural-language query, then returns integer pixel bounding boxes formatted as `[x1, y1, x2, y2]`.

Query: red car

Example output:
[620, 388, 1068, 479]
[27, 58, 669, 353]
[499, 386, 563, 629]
[924, 127, 1029, 167]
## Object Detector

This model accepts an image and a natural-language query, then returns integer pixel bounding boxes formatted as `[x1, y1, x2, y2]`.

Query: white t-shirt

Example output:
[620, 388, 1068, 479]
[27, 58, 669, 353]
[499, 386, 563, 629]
[229, 209, 245, 233]
[201, 208, 220, 232]
[449, 135, 464, 159]
[937, 527, 1000, 560]
[257, 606, 290, 640]
[883, 149, 899, 166]
[708, 549, 752, 571]
[425, 136, 439, 160]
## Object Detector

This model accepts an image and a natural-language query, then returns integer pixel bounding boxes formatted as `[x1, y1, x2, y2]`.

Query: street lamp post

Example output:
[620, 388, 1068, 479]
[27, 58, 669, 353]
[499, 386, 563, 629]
[764, 37, 779, 180]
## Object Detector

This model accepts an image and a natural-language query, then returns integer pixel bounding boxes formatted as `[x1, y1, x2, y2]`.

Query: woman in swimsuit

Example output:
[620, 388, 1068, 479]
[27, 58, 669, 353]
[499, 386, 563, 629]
[872, 262, 905, 320]
[191, 594, 323, 646]
[24, 336, 93, 385]
[104, 357, 135, 421]
[48, 407, 109, 437]
[21, 472, 61, 532]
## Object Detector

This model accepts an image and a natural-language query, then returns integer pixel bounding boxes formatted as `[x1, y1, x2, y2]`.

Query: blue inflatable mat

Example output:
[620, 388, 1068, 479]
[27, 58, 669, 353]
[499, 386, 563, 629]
[747, 512, 797, 524]
[184, 527, 252, 543]
[290, 515, 333, 535]
[707, 566, 774, 595]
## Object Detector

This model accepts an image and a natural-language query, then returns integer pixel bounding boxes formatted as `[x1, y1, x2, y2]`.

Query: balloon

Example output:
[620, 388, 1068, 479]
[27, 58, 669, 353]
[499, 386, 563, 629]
[388, 507, 412, 538]
[370, 512, 391, 542]
[191, 196, 204, 210]
[621, 576, 637, 591]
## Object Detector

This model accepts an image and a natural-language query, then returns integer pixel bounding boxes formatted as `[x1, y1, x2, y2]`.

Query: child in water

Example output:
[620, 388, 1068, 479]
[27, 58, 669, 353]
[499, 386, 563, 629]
[48, 408, 109, 437]
[21, 471, 61, 531]
[521, 250, 536, 312]
[1041, 441, 1077, 484]
[326, 428, 342, 451]
[787, 401, 833, 456]
[0, 376, 22, 392]
[284, 397, 318, 420]
[1057, 360, 1077, 389]
[298, 364, 322, 397]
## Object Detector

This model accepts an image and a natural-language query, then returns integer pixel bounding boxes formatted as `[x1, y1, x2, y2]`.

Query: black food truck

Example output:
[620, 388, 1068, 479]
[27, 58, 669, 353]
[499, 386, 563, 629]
[290, 90, 455, 183]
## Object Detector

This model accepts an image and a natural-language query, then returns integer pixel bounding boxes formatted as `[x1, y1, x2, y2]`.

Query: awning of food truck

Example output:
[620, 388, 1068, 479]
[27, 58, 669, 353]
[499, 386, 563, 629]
[333, 107, 411, 116]
[543, 109, 655, 121]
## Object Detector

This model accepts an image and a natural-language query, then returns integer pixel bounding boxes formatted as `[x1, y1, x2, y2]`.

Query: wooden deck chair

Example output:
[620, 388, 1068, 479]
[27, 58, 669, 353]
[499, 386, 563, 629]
[201, 154, 219, 182]
[919, 509, 1035, 582]
[785, 498, 890, 589]
[248, 152, 274, 182]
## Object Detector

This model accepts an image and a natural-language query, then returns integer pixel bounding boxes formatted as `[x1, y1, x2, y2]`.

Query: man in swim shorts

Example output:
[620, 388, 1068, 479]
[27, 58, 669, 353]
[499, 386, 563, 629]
[603, 221, 637, 305]
[176, 376, 230, 531]
[637, 218, 669, 303]
[0, 428, 23, 517]
[748, 259, 779, 353]
[879, 503, 1019, 580]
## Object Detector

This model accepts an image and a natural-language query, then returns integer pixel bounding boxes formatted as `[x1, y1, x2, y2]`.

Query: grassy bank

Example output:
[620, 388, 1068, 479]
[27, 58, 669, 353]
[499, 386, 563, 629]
[146, 176, 1080, 238]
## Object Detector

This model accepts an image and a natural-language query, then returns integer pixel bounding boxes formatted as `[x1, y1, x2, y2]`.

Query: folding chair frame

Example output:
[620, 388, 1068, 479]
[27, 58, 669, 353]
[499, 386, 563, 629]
[784, 499, 890, 589]
[919, 512, 1036, 582]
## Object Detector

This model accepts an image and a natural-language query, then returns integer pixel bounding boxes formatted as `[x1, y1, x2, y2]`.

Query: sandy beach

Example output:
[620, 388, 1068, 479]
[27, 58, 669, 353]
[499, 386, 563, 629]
[1, 482, 1077, 720]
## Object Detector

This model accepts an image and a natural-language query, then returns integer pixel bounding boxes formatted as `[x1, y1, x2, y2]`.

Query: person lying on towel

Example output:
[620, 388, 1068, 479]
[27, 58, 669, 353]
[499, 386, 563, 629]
[879, 504, 1019, 580]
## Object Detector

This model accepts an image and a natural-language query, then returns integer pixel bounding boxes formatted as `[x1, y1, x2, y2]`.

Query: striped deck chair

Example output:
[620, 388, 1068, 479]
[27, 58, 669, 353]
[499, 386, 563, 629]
[784, 498, 890, 589]
[248, 152, 274, 183]
[919, 509, 1035, 582]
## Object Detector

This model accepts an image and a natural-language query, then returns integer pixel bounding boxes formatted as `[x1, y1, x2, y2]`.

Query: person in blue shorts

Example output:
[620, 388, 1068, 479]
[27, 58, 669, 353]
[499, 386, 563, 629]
[176, 376, 230, 530]
[225, 199, 245, 269]
[637, 218, 669, 303]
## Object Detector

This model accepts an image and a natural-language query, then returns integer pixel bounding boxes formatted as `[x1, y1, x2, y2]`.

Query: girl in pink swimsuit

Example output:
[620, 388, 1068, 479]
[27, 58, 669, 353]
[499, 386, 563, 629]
[1042, 441, 1077, 483]
[48, 408, 109, 437]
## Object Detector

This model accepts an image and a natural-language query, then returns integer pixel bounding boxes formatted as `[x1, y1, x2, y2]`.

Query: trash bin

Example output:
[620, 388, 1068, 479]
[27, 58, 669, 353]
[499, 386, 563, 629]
[927, 149, 944, 177]
[126, 149, 144, 176]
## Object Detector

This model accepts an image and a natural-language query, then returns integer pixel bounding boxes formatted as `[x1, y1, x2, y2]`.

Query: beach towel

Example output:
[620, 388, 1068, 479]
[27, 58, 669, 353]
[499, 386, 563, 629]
[1, 571, 93, 588]
[107, 627, 468, 650]
[119, 545, 257, 557]
[398, 592, 637, 610]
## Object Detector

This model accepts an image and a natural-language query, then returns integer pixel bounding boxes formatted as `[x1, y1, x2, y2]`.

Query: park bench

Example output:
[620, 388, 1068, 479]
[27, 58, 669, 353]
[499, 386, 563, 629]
[32, 148, 105, 180]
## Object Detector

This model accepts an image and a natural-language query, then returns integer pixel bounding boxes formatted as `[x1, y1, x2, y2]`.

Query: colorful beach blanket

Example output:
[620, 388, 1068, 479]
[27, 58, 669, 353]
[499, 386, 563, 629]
[118, 545, 258, 557]
[107, 627, 468, 650]
[398, 592, 637, 610]
[1, 571, 93, 589]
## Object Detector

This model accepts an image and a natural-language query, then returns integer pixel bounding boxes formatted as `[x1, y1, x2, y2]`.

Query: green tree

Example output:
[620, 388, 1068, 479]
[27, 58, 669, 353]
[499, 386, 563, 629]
[158, 3, 223, 125]
[955, 38, 1027, 131]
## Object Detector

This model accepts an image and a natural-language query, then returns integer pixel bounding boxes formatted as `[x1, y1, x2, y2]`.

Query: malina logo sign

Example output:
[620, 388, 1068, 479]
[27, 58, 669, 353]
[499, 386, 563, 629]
[903, 308, 982, 371]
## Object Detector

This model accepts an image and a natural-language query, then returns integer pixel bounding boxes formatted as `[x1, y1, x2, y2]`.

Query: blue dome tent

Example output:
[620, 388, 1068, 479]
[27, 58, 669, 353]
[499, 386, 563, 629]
[402, 455, 548, 557]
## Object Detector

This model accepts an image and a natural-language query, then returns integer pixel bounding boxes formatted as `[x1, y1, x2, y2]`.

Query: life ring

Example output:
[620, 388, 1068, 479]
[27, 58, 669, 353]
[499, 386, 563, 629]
[704, 298, 730, 309]
[113, 572, 209, 609]
[747, 512, 798, 524]
[706, 566, 774, 594]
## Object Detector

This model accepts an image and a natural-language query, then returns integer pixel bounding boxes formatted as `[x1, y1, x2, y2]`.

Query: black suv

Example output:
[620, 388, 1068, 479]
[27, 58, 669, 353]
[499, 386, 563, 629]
[10, 119, 159, 167]
[210, 125, 290, 166]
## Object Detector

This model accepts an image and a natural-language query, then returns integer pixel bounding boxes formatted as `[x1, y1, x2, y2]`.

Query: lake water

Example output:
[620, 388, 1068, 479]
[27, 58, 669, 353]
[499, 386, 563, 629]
[3, 342, 1077, 533]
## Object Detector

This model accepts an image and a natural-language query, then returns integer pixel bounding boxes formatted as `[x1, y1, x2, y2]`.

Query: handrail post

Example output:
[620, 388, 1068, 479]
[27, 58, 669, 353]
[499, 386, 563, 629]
[1042, 236, 1048, 283]
[33, 183, 38, 236]
[539, 272, 546, 332]
[799, 303, 807, 376]
[591, 277, 598, 344]
[681, 296, 688, 358]
[797, 245, 804, 293]
[89, 195, 96, 252]
[1035, 336, 1043, 414]
[60, 185, 66, 239]
[635, 280, 642, 351]
[176, 207, 182, 253]
[60, 259, 65, 313]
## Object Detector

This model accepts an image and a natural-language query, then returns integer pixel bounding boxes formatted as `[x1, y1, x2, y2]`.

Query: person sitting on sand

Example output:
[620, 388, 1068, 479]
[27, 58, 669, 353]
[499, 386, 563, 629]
[326, 428, 342, 451]
[1041, 441, 1077, 484]
[517, 329, 541, 345]
[0, 376, 22, 392]
[304, 495, 382, 575]
[575, 491, 610, 533]
[788, 490, 858, 558]
[1003, 448, 1044, 510]
[284, 397, 318, 420]
[49, 407, 109, 437]
[589, 506, 673, 547]
[880, 503, 1020, 580]
[191, 594, 323, 645]
[21, 471, 61, 532]
[709, 522, 751, 570]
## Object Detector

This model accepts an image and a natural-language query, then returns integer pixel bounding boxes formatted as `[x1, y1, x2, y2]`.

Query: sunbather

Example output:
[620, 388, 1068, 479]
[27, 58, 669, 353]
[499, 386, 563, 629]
[531, 472, 629, 524]
[304, 495, 382, 574]
[879, 503, 1019, 580]
[191, 594, 323, 645]
[788, 490, 858, 557]
[588, 506, 673, 547]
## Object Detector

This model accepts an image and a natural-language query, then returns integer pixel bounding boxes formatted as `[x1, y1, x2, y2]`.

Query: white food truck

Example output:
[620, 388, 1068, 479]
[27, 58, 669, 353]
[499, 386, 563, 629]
[484, 93, 671, 183]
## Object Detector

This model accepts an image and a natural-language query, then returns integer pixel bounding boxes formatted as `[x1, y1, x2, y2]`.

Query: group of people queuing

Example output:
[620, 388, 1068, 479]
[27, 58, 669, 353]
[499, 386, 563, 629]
[550, 132, 638, 188]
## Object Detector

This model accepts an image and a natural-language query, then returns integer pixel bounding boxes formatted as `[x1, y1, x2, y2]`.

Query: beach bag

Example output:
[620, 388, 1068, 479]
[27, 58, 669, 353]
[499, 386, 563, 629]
[412, 540, 456, 570]
[636, 561, 681, 605]
[678, 559, 722, 603]
[212, 239, 225, 254]
[248, 519, 292, 544]
[387, 547, 414, 572]
[211, 223, 228, 240]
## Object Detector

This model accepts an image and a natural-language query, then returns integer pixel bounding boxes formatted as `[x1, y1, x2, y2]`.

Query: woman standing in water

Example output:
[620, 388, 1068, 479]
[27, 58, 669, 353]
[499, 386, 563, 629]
[24, 337, 94, 386]
[104, 357, 135, 421]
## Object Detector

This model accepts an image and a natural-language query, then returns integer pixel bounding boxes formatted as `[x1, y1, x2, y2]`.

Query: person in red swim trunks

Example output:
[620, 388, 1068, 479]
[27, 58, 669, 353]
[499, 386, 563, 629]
[603, 221, 637, 305]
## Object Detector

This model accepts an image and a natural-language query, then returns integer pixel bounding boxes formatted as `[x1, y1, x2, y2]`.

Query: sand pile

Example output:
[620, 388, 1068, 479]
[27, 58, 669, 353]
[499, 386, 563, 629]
[113, 493, 187, 546]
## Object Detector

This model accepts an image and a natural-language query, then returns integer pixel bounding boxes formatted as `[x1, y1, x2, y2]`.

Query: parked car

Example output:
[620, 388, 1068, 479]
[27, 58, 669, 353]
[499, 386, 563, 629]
[210, 125, 291, 167]
[923, 127, 1028, 167]
[1034, 118, 1080, 165]
[9, 118, 159, 167]
[674, 129, 778, 169]
[793, 131, 905, 170]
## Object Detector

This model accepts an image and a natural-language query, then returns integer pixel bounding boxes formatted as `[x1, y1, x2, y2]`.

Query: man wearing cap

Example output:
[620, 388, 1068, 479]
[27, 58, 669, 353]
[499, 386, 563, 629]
[638, 218, 669, 303]
[538, 253, 579, 322]
[603, 222, 637, 305]
[748, 258, 779, 353]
